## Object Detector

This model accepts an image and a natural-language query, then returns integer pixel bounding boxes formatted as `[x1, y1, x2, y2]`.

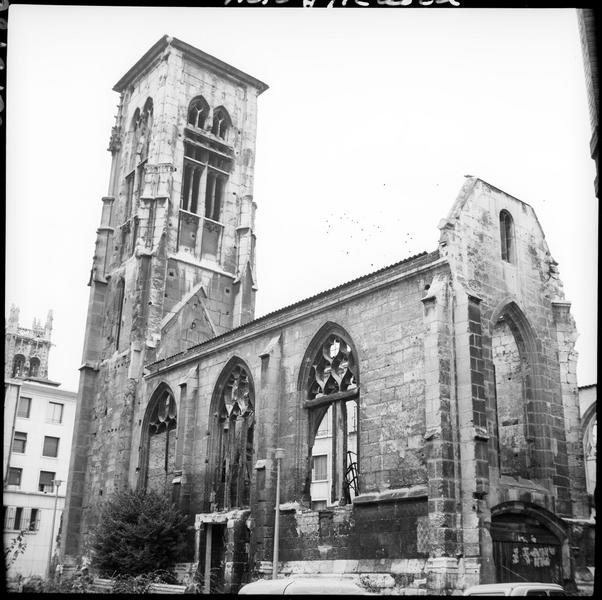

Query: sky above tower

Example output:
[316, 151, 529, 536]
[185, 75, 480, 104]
[6, 5, 597, 391]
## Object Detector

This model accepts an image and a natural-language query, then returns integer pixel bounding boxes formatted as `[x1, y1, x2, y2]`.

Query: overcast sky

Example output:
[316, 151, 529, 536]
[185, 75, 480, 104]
[6, 6, 597, 391]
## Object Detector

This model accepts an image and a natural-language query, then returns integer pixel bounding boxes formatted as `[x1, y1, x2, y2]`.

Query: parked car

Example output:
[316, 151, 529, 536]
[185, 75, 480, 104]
[239, 576, 368, 595]
[464, 582, 566, 596]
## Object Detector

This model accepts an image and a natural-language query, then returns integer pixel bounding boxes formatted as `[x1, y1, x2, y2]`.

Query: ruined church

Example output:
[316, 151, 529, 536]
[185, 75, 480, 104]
[62, 36, 594, 594]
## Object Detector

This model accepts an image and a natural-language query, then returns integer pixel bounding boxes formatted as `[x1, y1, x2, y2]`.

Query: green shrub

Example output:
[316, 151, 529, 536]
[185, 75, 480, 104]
[89, 488, 188, 577]
[4, 530, 28, 568]
[111, 569, 179, 594]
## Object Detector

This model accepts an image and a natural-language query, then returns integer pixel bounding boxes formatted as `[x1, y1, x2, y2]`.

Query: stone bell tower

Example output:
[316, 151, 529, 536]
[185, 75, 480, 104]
[62, 35, 268, 560]
[5, 305, 54, 381]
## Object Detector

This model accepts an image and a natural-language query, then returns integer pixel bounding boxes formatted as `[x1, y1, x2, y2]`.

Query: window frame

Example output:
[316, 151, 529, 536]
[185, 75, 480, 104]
[303, 328, 360, 507]
[7, 467, 23, 487]
[312, 454, 329, 482]
[211, 106, 231, 140]
[12, 431, 27, 454]
[17, 396, 32, 419]
[3, 506, 41, 532]
[29, 357, 41, 377]
[115, 278, 126, 351]
[14, 506, 24, 531]
[38, 470, 56, 493]
[46, 401, 64, 425]
[315, 406, 332, 438]
[207, 360, 256, 511]
[177, 137, 230, 259]
[187, 96, 210, 130]
[500, 209, 515, 264]
[29, 508, 40, 531]
[42, 436, 60, 458]
[12, 354, 26, 378]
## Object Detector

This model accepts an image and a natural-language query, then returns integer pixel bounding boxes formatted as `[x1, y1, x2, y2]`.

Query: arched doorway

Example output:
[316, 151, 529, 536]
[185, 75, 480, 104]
[490, 502, 567, 585]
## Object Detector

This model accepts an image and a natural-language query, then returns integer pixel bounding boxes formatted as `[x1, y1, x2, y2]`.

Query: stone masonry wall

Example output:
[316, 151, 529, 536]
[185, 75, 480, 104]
[439, 178, 589, 586]
[277, 499, 429, 563]
[141, 253, 446, 579]
[64, 38, 265, 559]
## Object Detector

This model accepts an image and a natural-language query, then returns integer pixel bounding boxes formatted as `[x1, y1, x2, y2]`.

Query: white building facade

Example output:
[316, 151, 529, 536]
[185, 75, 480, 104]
[578, 384, 596, 519]
[4, 379, 77, 578]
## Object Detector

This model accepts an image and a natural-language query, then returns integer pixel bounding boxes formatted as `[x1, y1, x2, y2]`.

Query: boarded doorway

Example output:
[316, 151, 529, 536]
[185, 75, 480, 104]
[491, 513, 562, 584]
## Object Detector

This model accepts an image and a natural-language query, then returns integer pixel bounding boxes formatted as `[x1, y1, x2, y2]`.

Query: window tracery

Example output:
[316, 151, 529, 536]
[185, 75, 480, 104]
[304, 329, 359, 507]
[142, 387, 178, 495]
[177, 135, 230, 259]
[210, 362, 255, 511]
[211, 107, 231, 140]
[308, 335, 357, 399]
[187, 96, 209, 130]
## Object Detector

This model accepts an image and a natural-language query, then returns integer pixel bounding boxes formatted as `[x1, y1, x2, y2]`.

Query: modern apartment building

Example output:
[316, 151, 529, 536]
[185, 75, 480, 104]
[4, 307, 77, 578]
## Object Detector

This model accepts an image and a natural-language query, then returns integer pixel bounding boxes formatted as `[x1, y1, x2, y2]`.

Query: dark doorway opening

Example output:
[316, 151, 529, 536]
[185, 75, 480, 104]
[491, 514, 562, 584]
[199, 523, 226, 593]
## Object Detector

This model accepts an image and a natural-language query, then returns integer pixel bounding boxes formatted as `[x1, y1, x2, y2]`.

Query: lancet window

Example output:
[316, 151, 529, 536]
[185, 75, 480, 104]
[12, 354, 25, 378]
[211, 106, 231, 140]
[500, 209, 515, 263]
[177, 101, 232, 260]
[305, 331, 359, 507]
[187, 96, 210, 129]
[209, 362, 255, 511]
[142, 386, 178, 495]
[29, 357, 40, 378]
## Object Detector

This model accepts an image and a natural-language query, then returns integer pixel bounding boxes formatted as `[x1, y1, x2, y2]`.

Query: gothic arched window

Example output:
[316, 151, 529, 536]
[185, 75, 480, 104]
[303, 328, 359, 508]
[12, 354, 25, 378]
[211, 106, 231, 140]
[115, 278, 126, 351]
[500, 209, 515, 263]
[308, 335, 358, 399]
[29, 357, 41, 378]
[138, 97, 153, 163]
[491, 305, 535, 478]
[209, 361, 255, 511]
[187, 96, 210, 129]
[141, 385, 177, 495]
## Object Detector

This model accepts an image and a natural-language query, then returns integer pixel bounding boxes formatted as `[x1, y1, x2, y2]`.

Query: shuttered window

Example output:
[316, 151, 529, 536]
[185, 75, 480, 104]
[12, 431, 27, 453]
[17, 396, 31, 418]
[42, 436, 60, 458]
[3, 506, 41, 531]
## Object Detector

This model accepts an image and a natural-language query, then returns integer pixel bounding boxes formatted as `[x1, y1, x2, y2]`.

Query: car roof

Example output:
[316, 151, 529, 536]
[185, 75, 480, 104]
[238, 579, 292, 594]
[464, 582, 564, 595]
[238, 577, 366, 595]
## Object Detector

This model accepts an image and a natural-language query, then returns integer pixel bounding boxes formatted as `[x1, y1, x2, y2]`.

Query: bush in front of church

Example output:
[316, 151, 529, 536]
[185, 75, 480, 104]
[89, 488, 188, 577]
